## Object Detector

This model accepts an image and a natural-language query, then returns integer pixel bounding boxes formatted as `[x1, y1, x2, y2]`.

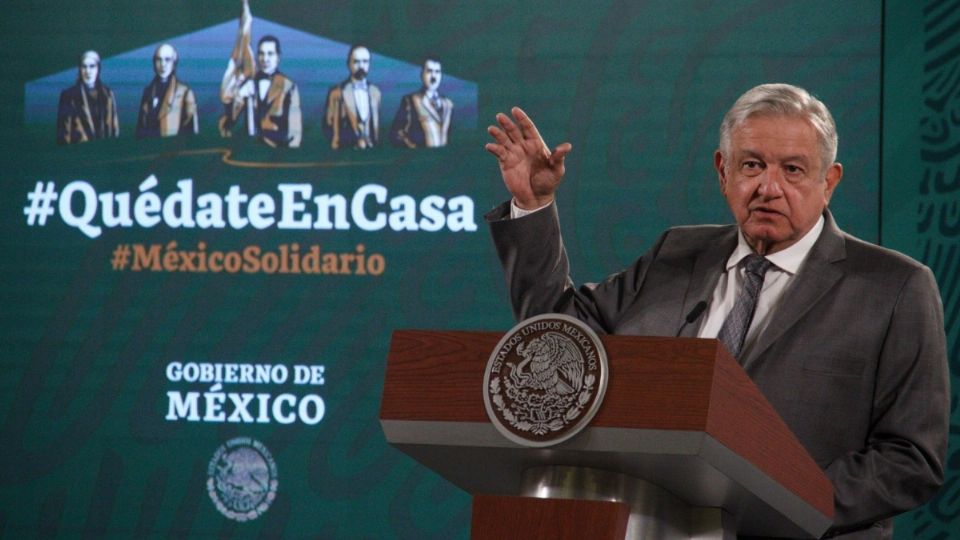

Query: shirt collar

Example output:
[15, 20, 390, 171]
[352, 79, 368, 91]
[726, 215, 825, 275]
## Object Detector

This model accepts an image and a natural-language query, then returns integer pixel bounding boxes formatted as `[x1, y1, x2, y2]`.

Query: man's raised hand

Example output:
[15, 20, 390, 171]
[485, 107, 572, 210]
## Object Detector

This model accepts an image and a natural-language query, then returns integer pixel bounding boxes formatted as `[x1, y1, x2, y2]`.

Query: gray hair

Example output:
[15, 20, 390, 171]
[154, 43, 179, 63]
[79, 50, 100, 66]
[719, 83, 838, 174]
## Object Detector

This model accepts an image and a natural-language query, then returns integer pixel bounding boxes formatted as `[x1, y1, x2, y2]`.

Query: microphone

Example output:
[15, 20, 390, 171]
[676, 300, 708, 337]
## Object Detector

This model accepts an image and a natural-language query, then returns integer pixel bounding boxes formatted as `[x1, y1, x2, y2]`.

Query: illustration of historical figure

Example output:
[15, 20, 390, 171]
[219, 0, 302, 148]
[324, 45, 381, 149]
[56, 50, 119, 144]
[389, 58, 453, 148]
[136, 43, 198, 138]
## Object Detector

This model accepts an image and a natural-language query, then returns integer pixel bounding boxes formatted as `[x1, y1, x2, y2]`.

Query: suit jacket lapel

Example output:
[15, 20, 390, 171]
[742, 211, 846, 366]
[370, 86, 380, 135]
[421, 92, 443, 123]
[158, 76, 176, 119]
[343, 83, 360, 132]
[677, 227, 737, 337]
[80, 85, 96, 136]
[265, 75, 286, 114]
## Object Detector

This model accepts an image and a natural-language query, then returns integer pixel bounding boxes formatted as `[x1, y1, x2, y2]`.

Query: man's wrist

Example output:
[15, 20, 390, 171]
[510, 198, 552, 219]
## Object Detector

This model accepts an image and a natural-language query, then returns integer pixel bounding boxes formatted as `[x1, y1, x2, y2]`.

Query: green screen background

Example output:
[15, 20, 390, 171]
[0, 1, 954, 538]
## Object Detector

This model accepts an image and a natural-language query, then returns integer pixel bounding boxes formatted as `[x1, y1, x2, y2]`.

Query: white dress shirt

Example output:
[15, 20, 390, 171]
[353, 81, 370, 122]
[697, 216, 824, 358]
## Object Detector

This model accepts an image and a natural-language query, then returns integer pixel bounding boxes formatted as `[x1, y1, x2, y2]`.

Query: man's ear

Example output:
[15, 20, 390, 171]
[714, 150, 727, 194]
[824, 162, 843, 204]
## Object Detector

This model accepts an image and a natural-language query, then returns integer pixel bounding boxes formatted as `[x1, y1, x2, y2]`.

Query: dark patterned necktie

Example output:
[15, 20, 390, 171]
[717, 254, 773, 360]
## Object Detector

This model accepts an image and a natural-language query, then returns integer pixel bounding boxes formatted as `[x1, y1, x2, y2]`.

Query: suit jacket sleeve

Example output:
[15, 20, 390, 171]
[287, 84, 302, 148]
[370, 85, 381, 145]
[486, 200, 667, 334]
[135, 86, 150, 138]
[323, 86, 340, 147]
[182, 87, 199, 135]
[56, 89, 73, 144]
[389, 95, 417, 148]
[824, 263, 948, 534]
[107, 87, 119, 137]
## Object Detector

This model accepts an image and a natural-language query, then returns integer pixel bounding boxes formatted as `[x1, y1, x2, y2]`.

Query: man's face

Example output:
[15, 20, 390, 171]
[714, 114, 842, 255]
[421, 60, 442, 92]
[153, 45, 176, 79]
[80, 55, 98, 87]
[258, 41, 279, 75]
[349, 47, 370, 80]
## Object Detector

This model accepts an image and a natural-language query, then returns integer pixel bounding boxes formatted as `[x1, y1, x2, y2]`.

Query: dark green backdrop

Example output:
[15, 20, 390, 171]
[0, 1, 954, 538]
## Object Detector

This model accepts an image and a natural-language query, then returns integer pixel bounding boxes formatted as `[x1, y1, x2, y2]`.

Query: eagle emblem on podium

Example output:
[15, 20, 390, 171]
[484, 314, 608, 447]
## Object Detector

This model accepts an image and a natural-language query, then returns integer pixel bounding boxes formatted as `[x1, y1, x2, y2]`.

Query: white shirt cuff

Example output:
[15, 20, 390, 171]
[510, 198, 551, 219]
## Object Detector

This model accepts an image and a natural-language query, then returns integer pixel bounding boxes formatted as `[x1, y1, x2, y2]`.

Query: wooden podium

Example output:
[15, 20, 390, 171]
[380, 330, 834, 539]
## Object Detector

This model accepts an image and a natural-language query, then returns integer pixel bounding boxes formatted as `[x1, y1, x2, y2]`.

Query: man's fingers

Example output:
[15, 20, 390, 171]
[497, 112, 523, 143]
[549, 142, 573, 166]
[484, 143, 507, 162]
[512, 107, 545, 143]
[490, 109, 560, 167]
[487, 125, 511, 146]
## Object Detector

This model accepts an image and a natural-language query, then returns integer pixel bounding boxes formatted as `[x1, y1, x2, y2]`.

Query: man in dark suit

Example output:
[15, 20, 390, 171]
[389, 58, 453, 148]
[56, 50, 119, 145]
[219, 32, 302, 148]
[324, 45, 381, 149]
[136, 43, 198, 138]
[484, 84, 948, 539]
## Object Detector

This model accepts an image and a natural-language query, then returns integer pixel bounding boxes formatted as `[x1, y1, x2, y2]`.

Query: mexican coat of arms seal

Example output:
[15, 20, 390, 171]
[483, 313, 609, 447]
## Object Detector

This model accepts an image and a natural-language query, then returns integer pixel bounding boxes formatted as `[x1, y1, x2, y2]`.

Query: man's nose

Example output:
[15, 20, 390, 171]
[757, 168, 785, 197]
